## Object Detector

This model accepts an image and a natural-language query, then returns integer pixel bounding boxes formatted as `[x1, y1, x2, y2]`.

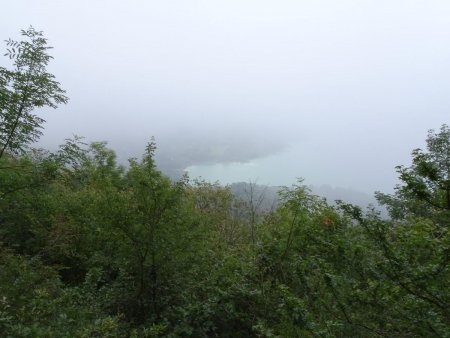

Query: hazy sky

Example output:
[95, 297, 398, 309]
[1, 0, 449, 193]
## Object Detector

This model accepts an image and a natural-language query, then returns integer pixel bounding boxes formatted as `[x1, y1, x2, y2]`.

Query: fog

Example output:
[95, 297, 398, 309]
[2, 0, 449, 194]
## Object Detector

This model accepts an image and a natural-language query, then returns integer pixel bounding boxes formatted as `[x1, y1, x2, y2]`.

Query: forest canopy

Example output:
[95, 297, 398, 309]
[0, 28, 449, 338]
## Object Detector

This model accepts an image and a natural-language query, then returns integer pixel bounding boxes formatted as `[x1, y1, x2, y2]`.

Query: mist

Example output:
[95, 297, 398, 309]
[2, 0, 449, 194]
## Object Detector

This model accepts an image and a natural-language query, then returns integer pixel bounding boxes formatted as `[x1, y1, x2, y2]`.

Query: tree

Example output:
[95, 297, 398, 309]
[0, 26, 68, 159]
[377, 124, 450, 223]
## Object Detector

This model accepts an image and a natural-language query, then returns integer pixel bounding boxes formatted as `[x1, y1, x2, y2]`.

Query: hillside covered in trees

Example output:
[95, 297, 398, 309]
[0, 28, 449, 337]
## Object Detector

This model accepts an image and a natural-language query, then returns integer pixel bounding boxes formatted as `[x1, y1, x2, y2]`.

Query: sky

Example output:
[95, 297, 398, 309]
[1, 0, 449, 194]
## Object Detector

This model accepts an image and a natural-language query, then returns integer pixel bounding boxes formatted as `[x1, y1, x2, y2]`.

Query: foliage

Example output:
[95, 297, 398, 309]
[0, 26, 68, 158]
[377, 124, 450, 224]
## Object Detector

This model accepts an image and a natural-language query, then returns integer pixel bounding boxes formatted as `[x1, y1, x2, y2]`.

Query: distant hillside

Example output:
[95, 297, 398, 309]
[229, 182, 384, 215]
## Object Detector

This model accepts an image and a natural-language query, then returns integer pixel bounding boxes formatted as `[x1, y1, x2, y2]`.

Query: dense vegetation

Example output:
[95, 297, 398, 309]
[0, 28, 449, 338]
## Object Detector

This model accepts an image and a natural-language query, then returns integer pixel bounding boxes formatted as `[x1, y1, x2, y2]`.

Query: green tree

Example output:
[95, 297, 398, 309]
[376, 125, 450, 224]
[0, 26, 68, 159]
